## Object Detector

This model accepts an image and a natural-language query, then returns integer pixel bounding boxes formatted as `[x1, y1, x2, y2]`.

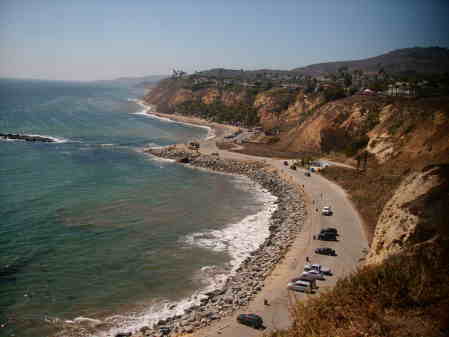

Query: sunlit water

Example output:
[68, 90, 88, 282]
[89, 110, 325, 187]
[0, 79, 275, 337]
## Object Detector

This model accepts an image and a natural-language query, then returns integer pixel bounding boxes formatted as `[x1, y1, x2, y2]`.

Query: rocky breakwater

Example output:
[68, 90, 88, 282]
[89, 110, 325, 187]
[124, 146, 306, 337]
[0, 133, 55, 143]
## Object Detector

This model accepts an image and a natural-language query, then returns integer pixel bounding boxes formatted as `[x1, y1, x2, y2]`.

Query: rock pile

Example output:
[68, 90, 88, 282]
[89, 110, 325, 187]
[121, 147, 306, 337]
[0, 133, 55, 142]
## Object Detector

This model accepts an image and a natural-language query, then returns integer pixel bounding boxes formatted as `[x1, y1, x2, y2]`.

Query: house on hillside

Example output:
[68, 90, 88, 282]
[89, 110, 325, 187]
[387, 82, 416, 97]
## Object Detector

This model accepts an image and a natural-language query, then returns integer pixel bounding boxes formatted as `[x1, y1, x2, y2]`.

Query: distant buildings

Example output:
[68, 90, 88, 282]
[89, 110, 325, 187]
[387, 82, 416, 97]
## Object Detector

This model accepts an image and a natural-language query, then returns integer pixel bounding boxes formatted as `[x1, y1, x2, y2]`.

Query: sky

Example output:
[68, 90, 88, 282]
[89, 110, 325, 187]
[1, 0, 448, 81]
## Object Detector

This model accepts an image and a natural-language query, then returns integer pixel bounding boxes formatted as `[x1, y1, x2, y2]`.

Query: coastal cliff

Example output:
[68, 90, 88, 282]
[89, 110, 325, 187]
[143, 78, 324, 130]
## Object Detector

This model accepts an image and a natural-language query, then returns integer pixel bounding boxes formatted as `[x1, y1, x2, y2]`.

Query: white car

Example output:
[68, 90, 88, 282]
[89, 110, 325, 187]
[305, 270, 326, 280]
[301, 271, 325, 281]
[322, 206, 332, 216]
[287, 282, 312, 293]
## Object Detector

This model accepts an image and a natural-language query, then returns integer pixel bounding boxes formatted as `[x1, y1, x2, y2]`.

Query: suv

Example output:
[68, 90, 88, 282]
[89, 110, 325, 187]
[315, 247, 336, 256]
[237, 314, 264, 329]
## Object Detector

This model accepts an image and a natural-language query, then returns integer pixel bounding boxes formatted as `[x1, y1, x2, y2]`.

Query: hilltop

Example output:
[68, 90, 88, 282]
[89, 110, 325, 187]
[190, 47, 449, 79]
[293, 47, 449, 76]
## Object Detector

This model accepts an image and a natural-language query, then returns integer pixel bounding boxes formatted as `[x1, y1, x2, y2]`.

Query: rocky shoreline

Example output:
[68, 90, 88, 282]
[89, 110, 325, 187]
[116, 146, 306, 337]
[0, 133, 56, 142]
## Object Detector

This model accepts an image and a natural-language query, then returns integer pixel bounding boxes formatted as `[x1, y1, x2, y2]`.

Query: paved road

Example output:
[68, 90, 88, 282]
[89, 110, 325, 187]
[192, 140, 368, 337]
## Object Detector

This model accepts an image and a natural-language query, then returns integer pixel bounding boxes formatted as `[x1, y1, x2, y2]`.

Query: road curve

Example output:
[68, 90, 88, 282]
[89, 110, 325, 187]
[193, 140, 368, 337]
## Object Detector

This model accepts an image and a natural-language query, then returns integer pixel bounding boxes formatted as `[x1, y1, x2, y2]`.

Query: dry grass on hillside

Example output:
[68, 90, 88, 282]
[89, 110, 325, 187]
[320, 164, 401, 244]
[270, 242, 449, 337]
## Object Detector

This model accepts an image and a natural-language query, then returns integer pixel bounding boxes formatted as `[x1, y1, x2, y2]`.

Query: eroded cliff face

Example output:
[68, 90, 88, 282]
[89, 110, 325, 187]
[144, 78, 327, 128]
[144, 81, 253, 114]
[272, 96, 449, 165]
[367, 98, 449, 165]
[367, 165, 448, 264]
[255, 90, 325, 130]
[272, 95, 389, 153]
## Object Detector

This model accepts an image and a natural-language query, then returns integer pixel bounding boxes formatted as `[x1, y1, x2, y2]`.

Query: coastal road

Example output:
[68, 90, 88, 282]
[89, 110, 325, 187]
[140, 110, 368, 336]
[194, 139, 368, 337]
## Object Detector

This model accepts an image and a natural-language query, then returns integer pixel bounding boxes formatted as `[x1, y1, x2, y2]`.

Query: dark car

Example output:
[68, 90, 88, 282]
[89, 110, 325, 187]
[159, 327, 171, 335]
[315, 247, 336, 256]
[237, 314, 264, 329]
[318, 232, 338, 241]
[320, 227, 338, 235]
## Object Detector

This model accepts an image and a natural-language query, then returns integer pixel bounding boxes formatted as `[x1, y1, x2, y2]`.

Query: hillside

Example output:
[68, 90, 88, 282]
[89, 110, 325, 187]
[144, 67, 449, 337]
[293, 47, 449, 76]
[271, 95, 449, 164]
[94, 74, 167, 87]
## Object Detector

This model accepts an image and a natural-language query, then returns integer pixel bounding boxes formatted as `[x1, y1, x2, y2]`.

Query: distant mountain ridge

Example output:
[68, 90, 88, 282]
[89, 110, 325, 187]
[293, 47, 449, 76]
[190, 47, 449, 78]
[94, 75, 167, 87]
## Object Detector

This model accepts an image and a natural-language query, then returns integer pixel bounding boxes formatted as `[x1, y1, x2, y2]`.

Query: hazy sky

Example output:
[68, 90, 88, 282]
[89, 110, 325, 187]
[1, 0, 448, 81]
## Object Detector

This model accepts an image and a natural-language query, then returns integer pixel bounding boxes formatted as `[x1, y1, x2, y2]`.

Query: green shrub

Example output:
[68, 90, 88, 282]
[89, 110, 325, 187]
[345, 136, 369, 157]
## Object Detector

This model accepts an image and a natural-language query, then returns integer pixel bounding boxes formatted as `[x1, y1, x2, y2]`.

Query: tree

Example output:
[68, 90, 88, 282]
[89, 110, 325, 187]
[344, 73, 352, 87]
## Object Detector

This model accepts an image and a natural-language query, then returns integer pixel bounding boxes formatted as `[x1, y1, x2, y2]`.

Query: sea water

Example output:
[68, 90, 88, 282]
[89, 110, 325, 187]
[0, 79, 276, 337]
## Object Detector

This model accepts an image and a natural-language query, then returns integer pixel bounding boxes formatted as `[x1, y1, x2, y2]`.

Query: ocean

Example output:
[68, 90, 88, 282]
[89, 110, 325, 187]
[0, 79, 276, 337]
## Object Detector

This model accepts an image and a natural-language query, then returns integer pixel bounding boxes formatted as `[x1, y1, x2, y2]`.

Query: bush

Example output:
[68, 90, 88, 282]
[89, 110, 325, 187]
[273, 244, 449, 337]
[323, 86, 346, 102]
[175, 100, 259, 127]
[345, 136, 369, 157]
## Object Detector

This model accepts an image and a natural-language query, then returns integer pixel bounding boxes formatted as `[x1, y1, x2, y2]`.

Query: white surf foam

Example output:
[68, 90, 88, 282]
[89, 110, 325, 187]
[79, 176, 277, 337]
[129, 99, 215, 140]
[184, 177, 277, 272]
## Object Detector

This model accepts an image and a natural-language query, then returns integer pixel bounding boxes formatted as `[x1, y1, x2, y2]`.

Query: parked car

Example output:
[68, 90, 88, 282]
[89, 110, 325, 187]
[159, 327, 171, 335]
[315, 247, 336, 256]
[304, 171, 311, 177]
[321, 206, 332, 216]
[291, 276, 317, 289]
[304, 263, 322, 272]
[237, 314, 264, 329]
[320, 227, 338, 235]
[305, 270, 326, 280]
[301, 270, 325, 281]
[287, 282, 313, 293]
[318, 232, 338, 241]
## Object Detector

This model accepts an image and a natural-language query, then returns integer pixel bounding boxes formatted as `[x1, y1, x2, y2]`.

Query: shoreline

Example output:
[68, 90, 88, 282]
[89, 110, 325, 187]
[62, 99, 367, 337]
[131, 99, 239, 141]
[56, 101, 306, 337]
[128, 147, 306, 337]
[79, 99, 307, 337]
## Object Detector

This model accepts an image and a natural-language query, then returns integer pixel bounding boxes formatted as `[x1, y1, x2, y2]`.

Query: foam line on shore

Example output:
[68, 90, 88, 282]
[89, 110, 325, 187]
[128, 99, 216, 140]
[75, 175, 277, 337]
[184, 177, 277, 272]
